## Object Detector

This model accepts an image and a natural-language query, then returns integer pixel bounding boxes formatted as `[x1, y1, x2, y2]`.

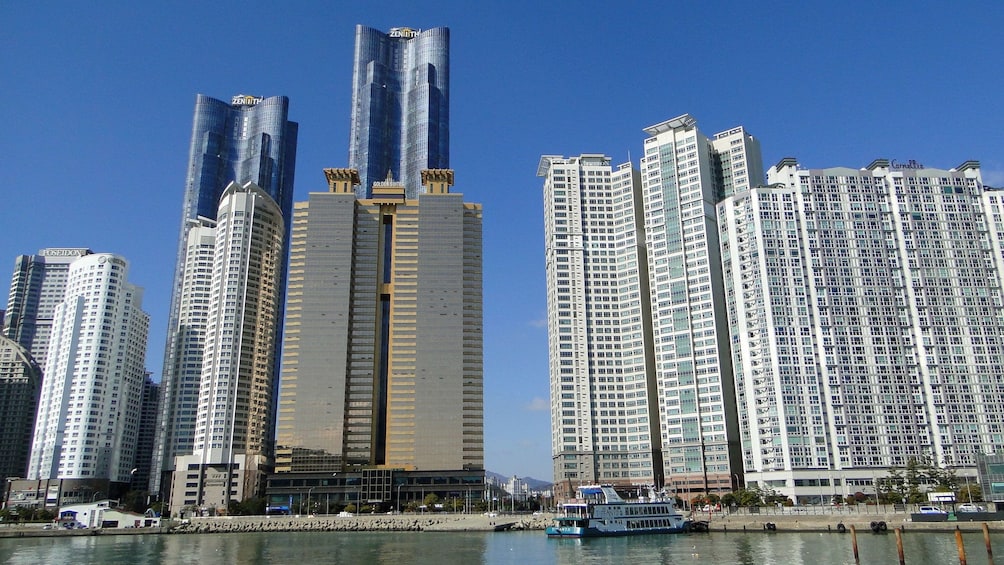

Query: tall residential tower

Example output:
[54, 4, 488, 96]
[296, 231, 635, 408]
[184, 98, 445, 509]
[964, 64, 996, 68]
[27, 253, 149, 483]
[539, 155, 661, 495]
[4, 248, 93, 367]
[718, 158, 1004, 502]
[152, 94, 297, 496]
[541, 115, 763, 497]
[168, 181, 286, 516]
[0, 336, 41, 479]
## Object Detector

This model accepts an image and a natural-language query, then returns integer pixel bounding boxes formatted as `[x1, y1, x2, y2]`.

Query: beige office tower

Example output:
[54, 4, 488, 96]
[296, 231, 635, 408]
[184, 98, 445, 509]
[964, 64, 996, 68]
[169, 181, 285, 516]
[271, 168, 483, 509]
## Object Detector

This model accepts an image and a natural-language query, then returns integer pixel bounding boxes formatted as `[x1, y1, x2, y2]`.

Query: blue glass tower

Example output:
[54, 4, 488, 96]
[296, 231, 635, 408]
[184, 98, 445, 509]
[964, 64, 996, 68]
[151, 94, 297, 496]
[349, 25, 449, 198]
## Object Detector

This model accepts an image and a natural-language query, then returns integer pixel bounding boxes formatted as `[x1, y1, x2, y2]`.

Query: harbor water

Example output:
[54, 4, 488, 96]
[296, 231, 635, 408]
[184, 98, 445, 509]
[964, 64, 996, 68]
[2, 529, 1003, 564]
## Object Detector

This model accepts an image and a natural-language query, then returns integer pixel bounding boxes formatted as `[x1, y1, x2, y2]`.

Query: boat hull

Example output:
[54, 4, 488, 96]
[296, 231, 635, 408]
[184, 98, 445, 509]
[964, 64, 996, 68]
[546, 523, 689, 538]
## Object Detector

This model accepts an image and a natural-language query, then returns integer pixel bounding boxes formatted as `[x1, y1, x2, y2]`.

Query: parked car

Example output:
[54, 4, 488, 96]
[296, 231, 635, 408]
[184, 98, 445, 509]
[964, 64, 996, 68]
[918, 506, 948, 514]
[957, 503, 985, 513]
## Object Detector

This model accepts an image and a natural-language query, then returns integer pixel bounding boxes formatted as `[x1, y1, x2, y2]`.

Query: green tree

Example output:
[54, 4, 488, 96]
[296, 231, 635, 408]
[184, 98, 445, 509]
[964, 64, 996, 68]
[120, 490, 146, 512]
[736, 488, 762, 507]
[883, 456, 959, 504]
[958, 483, 982, 503]
[232, 497, 267, 513]
[423, 493, 440, 511]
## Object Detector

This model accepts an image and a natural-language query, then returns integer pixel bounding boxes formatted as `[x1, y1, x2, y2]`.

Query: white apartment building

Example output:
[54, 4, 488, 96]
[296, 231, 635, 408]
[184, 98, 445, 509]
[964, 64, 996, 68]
[149, 218, 215, 494]
[638, 115, 761, 495]
[541, 116, 766, 498]
[169, 181, 285, 516]
[540, 154, 661, 495]
[27, 252, 149, 482]
[719, 158, 1002, 502]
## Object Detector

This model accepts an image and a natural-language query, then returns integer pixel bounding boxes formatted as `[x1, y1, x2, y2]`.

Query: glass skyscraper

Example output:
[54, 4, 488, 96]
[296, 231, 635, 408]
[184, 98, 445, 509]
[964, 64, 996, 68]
[151, 94, 297, 496]
[349, 26, 449, 198]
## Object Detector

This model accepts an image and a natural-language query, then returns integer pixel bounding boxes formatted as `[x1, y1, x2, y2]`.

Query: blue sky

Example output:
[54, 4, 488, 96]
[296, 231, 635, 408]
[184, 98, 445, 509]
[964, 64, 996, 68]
[3, 1, 1002, 481]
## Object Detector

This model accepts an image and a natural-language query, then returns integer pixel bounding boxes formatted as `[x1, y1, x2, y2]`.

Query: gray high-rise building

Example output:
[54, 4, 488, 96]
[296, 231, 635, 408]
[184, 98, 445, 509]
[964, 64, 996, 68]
[3, 248, 93, 367]
[718, 158, 1001, 503]
[349, 26, 449, 198]
[133, 374, 160, 492]
[152, 94, 297, 496]
[0, 335, 41, 479]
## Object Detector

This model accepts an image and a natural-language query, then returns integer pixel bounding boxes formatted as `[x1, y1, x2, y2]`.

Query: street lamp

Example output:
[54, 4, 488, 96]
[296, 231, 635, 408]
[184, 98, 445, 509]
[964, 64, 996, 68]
[306, 487, 314, 515]
[92, 491, 102, 503]
[396, 483, 404, 513]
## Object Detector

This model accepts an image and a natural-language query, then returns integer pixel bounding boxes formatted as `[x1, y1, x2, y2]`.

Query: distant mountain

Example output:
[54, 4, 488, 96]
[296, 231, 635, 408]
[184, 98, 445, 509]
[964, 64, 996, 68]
[486, 470, 553, 491]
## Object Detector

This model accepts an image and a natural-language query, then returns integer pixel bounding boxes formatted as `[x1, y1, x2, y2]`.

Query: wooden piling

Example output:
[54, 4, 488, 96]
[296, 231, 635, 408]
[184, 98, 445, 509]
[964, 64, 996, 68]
[850, 524, 859, 564]
[895, 527, 905, 565]
[983, 522, 993, 559]
[955, 527, 967, 565]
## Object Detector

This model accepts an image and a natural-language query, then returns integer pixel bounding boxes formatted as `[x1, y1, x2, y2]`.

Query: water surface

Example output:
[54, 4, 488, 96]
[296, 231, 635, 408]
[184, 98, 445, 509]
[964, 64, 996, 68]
[1, 529, 998, 564]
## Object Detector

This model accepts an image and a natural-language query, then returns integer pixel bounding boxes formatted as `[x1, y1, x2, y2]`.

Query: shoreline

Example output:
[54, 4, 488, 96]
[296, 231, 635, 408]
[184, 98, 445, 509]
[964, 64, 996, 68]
[3, 512, 1003, 538]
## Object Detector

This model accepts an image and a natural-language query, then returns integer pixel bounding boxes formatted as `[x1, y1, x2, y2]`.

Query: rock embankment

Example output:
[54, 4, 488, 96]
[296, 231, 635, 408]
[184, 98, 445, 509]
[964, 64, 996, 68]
[169, 514, 554, 534]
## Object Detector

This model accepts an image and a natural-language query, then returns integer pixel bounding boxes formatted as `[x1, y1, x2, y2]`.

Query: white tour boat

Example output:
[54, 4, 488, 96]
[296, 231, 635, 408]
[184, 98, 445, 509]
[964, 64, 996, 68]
[546, 484, 694, 538]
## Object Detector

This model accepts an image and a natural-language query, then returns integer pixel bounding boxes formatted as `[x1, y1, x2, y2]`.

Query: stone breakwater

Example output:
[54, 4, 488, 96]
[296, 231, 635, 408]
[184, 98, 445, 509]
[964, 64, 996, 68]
[169, 514, 555, 534]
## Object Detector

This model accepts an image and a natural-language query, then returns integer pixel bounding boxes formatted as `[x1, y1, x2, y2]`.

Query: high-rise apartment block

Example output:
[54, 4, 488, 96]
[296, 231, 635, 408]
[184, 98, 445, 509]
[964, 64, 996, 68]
[543, 113, 1003, 503]
[539, 154, 661, 491]
[718, 158, 1004, 501]
[4, 248, 93, 367]
[27, 252, 149, 483]
[349, 26, 449, 197]
[167, 181, 286, 516]
[267, 168, 483, 512]
[153, 94, 297, 496]
[638, 116, 759, 494]
[541, 115, 760, 497]
[0, 336, 41, 480]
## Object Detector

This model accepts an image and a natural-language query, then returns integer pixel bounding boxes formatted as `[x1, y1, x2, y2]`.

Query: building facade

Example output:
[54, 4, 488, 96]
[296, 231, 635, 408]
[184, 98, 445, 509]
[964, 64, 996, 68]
[27, 253, 149, 484]
[717, 158, 1001, 502]
[3, 248, 93, 367]
[268, 167, 483, 511]
[0, 336, 42, 480]
[541, 116, 761, 498]
[538, 154, 662, 496]
[638, 115, 759, 495]
[168, 181, 285, 516]
[153, 94, 297, 496]
[132, 374, 159, 492]
[349, 26, 450, 198]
